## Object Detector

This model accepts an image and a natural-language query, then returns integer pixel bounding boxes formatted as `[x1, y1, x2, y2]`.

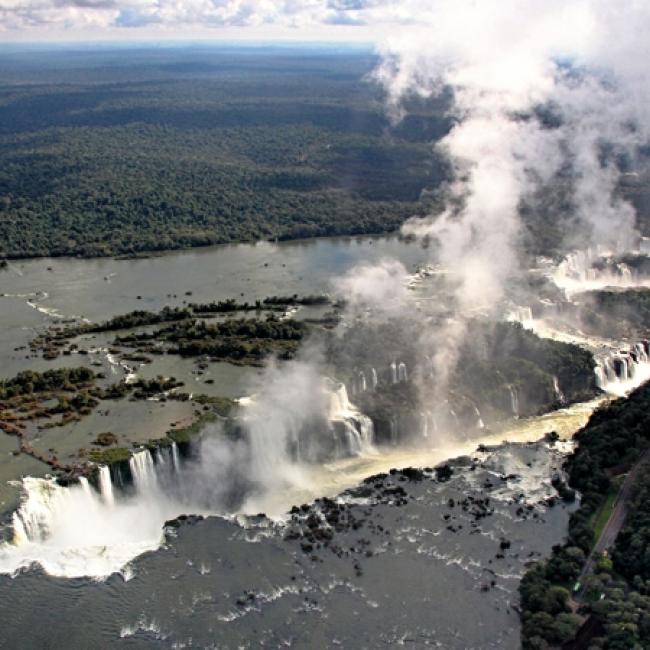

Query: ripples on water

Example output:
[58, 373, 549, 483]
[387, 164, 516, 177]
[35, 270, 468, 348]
[1, 238, 649, 647]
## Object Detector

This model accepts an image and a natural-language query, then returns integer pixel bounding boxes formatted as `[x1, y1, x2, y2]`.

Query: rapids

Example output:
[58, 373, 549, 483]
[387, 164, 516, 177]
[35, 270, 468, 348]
[1, 242, 650, 579]
[0, 395, 602, 579]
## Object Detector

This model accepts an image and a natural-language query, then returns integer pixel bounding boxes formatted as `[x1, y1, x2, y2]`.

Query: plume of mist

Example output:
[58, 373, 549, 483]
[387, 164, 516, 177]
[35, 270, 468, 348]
[239, 348, 329, 485]
[368, 0, 650, 400]
[332, 258, 410, 319]
[193, 343, 346, 512]
[188, 2, 650, 451]
[375, 1, 650, 257]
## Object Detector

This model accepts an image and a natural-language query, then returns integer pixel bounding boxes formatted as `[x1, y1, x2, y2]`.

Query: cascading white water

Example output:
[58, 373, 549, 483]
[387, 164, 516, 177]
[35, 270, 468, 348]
[507, 306, 534, 329]
[327, 382, 375, 456]
[389, 417, 398, 445]
[371, 367, 378, 390]
[171, 443, 180, 472]
[552, 376, 566, 405]
[418, 411, 438, 439]
[129, 450, 158, 493]
[358, 371, 367, 393]
[474, 407, 485, 430]
[7, 240, 650, 583]
[1, 474, 171, 578]
[509, 386, 519, 417]
[155, 447, 167, 467]
[240, 375, 376, 492]
[98, 466, 115, 508]
[595, 341, 650, 396]
[552, 246, 650, 297]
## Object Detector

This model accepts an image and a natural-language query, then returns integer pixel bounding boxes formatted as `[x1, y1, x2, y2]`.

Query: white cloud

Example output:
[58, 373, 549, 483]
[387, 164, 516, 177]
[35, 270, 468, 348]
[1, 0, 649, 52]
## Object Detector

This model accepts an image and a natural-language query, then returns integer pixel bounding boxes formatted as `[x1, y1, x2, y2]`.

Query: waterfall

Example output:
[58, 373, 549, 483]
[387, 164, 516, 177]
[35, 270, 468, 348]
[371, 367, 378, 390]
[98, 466, 115, 507]
[474, 407, 485, 429]
[389, 417, 398, 445]
[241, 377, 376, 476]
[553, 247, 642, 296]
[390, 362, 397, 384]
[617, 262, 632, 282]
[420, 412, 428, 439]
[171, 443, 180, 472]
[11, 478, 69, 545]
[507, 306, 534, 328]
[358, 371, 367, 393]
[155, 447, 167, 468]
[9, 476, 99, 546]
[595, 342, 650, 395]
[327, 382, 375, 456]
[2, 473, 176, 578]
[398, 362, 408, 382]
[79, 476, 93, 498]
[129, 450, 157, 493]
[552, 376, 566, 405]
[509, 386, 519, 417]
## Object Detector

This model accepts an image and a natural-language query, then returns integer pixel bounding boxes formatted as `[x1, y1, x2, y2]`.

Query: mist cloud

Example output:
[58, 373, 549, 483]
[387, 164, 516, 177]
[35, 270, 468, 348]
[333, 258, 409, 319]
[368, 0, 650, 400]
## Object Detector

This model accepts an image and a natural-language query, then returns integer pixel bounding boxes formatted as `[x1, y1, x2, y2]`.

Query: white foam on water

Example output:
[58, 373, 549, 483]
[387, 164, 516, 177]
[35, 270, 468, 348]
[0, 475, 174, 579]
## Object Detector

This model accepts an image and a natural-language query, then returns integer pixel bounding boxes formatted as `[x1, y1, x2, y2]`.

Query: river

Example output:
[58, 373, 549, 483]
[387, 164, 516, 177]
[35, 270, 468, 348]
[0, 235, 647, 648]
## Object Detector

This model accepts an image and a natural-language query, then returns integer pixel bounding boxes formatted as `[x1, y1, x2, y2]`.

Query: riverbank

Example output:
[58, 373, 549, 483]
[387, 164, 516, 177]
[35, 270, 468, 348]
[520, 380, 650, 649]
[0, 432, 577, 648]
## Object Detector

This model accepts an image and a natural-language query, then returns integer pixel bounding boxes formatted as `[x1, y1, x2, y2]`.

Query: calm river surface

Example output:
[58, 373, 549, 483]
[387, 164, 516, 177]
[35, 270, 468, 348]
[0, 236, 429, 379]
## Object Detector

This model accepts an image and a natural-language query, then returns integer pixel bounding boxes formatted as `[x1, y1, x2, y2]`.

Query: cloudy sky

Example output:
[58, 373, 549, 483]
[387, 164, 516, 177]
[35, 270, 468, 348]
[1, 0, 646, 54]
[0, 0, 414, 42]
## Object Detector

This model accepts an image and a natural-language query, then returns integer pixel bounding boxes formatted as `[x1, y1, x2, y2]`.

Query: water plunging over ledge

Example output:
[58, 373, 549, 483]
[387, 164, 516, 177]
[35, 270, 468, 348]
[0, 393, 603, 579]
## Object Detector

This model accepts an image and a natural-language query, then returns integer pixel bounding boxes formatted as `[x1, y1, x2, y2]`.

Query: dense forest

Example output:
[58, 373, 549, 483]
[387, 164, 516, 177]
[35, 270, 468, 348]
[520, 381, 650, 649]
[0, 47, 451, 258]
[3, 46, 642, 260]
[0, 367, 95, 400]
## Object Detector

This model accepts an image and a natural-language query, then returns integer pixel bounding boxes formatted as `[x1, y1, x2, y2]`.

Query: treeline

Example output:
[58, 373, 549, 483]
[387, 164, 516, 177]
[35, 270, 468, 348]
[520, 381, 650, 649]
[0, 367, 95, 400]
[42, 306, 191, 342]
[190, 294, 330, 314]
[164, 317, 306, 363]
[105, 313, 308, 365]
[163, 317, 306, 343]
[39, 296, 328, 349]
[262, 295, 331, 306]
[0, 52, 451, 259]
[1, 49, 644, 260]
